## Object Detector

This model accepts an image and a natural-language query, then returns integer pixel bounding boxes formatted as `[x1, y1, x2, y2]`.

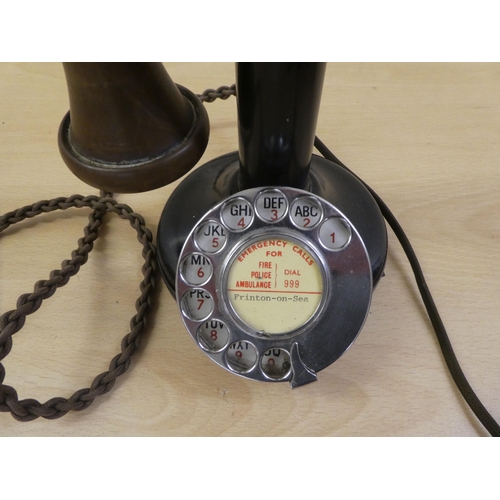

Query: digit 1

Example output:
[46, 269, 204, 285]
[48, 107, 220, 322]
[330, 232, 335, 243]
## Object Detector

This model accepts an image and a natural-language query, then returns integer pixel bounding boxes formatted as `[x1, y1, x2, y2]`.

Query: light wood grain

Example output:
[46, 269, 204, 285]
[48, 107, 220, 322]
[0, 62, 498, 436]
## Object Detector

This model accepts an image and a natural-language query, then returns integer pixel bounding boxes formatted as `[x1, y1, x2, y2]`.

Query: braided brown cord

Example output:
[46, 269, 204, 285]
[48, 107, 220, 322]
[197, 84, 236, 103]
[0, 193, 156, 421]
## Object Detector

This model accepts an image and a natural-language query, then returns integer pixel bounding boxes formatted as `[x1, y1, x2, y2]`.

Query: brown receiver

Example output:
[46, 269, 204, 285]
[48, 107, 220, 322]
[58, 63, 210, 193]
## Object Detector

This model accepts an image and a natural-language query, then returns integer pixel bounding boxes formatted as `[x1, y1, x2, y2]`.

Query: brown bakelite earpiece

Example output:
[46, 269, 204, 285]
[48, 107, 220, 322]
[58, 62, 209, 193]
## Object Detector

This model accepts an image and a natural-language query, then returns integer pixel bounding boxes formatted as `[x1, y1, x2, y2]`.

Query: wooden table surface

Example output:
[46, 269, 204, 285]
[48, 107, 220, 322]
[0, 62, 498, 436]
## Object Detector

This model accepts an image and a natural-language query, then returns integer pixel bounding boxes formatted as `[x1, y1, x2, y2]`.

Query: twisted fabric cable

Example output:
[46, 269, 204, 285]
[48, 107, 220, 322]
[0, 193, 156, 421]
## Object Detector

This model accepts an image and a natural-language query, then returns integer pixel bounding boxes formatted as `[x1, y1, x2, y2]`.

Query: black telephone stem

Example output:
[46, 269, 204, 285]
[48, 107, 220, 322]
[157, 63, 388, 294]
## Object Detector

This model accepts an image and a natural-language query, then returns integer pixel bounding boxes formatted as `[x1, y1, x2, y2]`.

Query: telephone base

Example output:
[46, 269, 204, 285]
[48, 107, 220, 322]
[158, 152, 387, 295]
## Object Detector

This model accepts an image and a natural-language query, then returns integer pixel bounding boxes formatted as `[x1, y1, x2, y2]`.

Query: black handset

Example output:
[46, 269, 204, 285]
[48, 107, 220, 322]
[156, 63, 388, 386]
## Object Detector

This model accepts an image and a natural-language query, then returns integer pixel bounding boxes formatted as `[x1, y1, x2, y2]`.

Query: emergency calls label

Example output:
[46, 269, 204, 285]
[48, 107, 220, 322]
[226, 237, 323, 334]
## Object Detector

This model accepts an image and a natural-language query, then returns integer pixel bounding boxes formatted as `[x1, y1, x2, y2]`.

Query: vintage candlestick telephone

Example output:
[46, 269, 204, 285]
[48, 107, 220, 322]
[58, 62, 387, 387]
[2, 62, 496, 433]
